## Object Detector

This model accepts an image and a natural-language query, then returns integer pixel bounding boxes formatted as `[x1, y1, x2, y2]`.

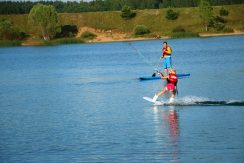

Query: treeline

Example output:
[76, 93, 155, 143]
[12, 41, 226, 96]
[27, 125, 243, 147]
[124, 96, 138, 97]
[0, 0, 244, 14]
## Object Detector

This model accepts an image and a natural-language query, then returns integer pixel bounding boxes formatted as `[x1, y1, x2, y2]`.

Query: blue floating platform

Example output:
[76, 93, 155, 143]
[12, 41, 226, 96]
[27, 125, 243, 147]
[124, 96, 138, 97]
[139, 73, 190, 80]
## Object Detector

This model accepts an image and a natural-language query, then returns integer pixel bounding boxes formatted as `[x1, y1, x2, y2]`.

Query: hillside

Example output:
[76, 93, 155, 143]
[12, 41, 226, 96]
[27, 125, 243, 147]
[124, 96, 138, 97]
[58, 5, 244, 34]
[0, 4, 244, 44]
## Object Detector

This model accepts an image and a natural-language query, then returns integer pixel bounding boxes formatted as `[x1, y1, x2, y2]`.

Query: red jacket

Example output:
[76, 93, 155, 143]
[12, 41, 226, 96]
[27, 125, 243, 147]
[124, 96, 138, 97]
[169, 73, 177, 85]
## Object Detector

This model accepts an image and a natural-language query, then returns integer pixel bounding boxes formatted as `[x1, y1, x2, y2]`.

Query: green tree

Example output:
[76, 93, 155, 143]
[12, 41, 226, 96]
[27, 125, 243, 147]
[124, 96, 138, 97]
[219, 6, 229, 16]
[133, 25, 150, 35]
[165, 8, 179, 20]
[80, 31, 97, 39]
[121, 5, 136, 19]
[198, 0, 213, 31]
[0, 19, 12, 39]
[28, 4, 60, 40]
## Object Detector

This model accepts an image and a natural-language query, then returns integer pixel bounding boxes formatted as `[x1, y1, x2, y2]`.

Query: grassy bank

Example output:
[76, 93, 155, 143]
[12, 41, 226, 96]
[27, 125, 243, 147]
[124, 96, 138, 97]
[62, 4, 244, 34]
[170, 32, 200, 39]
[0, 4, 243, 46]
[0, 40, 22, 47]
[42, 38, 84, 46]
[1, 5, 243, 33]
[20, 37, 84, 46]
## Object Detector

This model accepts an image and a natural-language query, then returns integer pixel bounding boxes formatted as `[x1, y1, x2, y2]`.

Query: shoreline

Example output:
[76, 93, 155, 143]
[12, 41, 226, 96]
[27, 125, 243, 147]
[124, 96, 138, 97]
[199, 31, 244, 37]
[85, 31, 244, 44]
[1, 31, 244, 47]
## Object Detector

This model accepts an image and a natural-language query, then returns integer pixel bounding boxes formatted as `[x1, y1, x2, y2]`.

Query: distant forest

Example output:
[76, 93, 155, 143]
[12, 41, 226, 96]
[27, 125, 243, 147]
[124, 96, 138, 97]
[1, 0, 244, 14]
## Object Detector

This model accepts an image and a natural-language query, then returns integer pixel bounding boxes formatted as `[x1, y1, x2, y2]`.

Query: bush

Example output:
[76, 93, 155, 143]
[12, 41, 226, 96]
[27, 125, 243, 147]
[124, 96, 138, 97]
[43, 38, 84, 46]
[214, 16, 226, 23]
[80, 31, 97, 39]
[214, 22, 226, 31]
[1, 30, 27, 40]
[18, 32, 27, 40]
[222, 26, 234, 33]
[55, 25, 78, 38]
[133, 25, 150, 36]
[172, 26, 185, 33]
[208, 16, 228, 32]
[0, 19, 26, 40]
[219, 7, 229, 16]
[0, 40, 22, 47]
[240, 23, 244, 30]
[166, 8, 179, 20]
[121, 5, 136, 19]
[170, 32, 199, 39]
[171, 26, 199, 38]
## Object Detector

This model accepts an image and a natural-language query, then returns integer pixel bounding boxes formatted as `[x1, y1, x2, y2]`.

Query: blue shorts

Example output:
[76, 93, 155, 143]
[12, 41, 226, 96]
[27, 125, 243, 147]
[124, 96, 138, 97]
[163, 57, 172, 69]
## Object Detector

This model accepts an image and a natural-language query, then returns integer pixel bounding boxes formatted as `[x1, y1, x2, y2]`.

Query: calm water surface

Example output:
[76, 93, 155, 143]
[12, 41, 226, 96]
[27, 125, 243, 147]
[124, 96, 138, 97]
[0, 36, 244, 162]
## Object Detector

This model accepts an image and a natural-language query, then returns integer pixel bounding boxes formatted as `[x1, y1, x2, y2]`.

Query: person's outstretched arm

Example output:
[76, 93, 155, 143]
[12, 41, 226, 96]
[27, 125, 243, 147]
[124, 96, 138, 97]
[158, 73, 168, 79]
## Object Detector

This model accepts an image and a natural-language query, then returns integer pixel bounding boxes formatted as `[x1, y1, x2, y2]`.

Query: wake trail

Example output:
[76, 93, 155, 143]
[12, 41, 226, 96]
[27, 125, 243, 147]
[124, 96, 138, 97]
[155, 96, 244, 106]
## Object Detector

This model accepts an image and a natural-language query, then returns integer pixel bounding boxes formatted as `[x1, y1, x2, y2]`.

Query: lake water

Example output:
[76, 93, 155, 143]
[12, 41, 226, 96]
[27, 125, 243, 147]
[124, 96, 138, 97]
[0, 36, 244, 162]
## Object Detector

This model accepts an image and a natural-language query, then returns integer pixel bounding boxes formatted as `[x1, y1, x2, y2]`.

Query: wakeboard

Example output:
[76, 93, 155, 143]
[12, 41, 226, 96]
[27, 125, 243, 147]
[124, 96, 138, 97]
[143, 96, 163, 105]
[143, 96, 175, 105]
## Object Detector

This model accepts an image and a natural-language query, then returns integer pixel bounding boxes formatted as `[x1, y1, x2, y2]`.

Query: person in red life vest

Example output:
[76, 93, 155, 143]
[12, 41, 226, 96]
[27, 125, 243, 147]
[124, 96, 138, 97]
[152, 69, 178, 102]
[161, 41, 172, 75]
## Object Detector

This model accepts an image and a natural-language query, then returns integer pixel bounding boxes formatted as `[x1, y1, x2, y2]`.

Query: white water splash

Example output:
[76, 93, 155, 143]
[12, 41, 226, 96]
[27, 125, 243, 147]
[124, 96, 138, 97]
[157, 96, 244, 106]
[176, 96, 209, 105]
[156, 96, 209, 106]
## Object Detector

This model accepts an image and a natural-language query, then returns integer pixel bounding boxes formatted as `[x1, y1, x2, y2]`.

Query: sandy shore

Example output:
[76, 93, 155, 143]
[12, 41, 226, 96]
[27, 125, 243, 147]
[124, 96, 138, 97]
[21, 27, 244, 46]
[77, 27, 244, 42]
[76, 26, 166, 43]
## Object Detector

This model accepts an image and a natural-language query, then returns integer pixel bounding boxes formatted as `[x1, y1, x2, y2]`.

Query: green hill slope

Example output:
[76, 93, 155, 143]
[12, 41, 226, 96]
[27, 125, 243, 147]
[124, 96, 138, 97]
[1, 4, 244, 36]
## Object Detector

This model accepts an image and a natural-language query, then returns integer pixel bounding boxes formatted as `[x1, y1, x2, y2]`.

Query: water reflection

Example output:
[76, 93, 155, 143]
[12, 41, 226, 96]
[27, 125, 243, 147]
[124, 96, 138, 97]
[152, 106, 180, 162]
[168, 107, 179, 143]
